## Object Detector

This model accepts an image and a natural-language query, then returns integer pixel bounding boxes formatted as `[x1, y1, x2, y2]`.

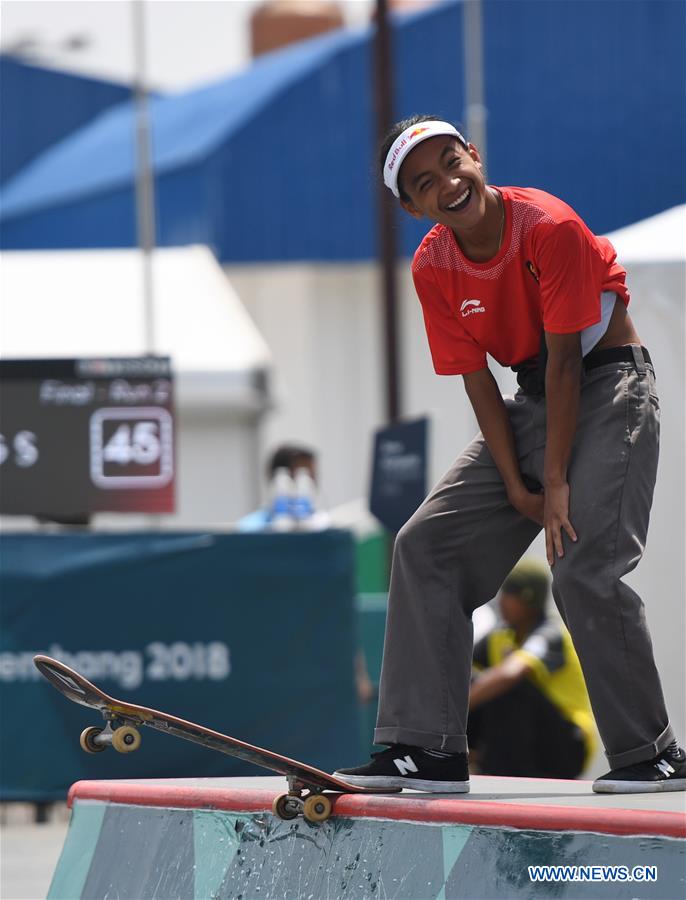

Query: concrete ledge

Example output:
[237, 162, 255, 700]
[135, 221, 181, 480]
[48, 776, 686, 899]
[68, 776, 686, 839]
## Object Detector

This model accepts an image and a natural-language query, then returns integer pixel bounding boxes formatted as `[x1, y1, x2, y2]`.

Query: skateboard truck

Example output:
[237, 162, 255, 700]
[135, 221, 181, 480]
[80, 715, 142, 755]
[272, 776, 333, 822]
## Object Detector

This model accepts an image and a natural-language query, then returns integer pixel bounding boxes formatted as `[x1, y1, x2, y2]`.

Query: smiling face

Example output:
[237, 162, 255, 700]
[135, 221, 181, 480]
[398, 135, 491, 232]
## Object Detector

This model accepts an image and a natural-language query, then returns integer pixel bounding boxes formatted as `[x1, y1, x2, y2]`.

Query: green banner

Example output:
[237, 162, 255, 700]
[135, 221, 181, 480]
[0, 530, 359, 800]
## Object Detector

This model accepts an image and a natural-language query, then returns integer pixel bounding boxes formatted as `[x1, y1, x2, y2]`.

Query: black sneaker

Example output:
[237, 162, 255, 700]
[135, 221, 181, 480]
[593, 740, 686, 793]
[333, 744, 469, 793]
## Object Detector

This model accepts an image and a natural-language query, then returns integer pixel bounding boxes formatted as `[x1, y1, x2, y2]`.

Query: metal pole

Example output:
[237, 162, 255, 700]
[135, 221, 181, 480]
[463, 0, 487, 165]
[374, 0, 401, 424]
[131, 0, 156, 354]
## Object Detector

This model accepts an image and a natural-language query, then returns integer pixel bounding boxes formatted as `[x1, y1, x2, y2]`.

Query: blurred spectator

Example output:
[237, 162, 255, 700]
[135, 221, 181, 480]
[468, 558, 596, 778]
[237, 442, 329, 532]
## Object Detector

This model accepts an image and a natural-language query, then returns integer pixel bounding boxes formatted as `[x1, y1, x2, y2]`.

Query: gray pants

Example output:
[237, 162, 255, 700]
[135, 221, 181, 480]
[375, 348, 674, 768]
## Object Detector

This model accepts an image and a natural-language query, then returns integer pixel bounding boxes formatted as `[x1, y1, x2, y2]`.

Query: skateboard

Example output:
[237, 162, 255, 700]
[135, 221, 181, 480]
[34, 654, 398, 822]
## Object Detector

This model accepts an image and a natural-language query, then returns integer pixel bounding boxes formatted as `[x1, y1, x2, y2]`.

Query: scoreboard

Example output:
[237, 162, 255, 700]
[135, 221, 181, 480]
[0, 358, 175, 518]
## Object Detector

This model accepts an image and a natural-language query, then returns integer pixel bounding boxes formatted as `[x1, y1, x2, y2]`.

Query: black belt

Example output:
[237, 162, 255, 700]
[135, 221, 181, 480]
[583, 345, 653, 372]
[514, 345, 653, 396]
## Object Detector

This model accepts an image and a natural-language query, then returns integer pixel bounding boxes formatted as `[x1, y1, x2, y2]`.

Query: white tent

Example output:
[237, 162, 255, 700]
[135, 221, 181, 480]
[605, 204, 686, 264]
[604, 204, 685, 755]
[0, 245, 273, 526]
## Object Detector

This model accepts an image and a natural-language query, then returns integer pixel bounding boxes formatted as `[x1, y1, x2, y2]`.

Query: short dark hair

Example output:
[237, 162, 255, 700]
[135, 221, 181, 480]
[267, 444, 316, 478]
[378, 114, 468, 202]
[501, 559, 551, 614]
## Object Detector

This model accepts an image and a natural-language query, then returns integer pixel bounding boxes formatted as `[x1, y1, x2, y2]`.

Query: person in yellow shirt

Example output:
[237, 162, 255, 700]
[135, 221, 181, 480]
[469, 558, 596, 778]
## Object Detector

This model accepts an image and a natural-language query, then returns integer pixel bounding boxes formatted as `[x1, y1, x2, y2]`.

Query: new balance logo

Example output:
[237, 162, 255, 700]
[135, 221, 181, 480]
[656, 759, 675, 777]
[460, 299, 485, 317]
[393, 755, 419, 776]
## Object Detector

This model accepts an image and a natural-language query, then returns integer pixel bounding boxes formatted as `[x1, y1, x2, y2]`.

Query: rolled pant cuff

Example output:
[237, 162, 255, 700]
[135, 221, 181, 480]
[606, 723, 675, 769]
[374, 726, 468, 754]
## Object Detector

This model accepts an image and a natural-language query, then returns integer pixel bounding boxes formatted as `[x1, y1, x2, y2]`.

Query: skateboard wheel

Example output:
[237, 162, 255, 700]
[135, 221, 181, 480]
[272, 793, 301, 820]
[303, 794, 332, 823]
[111, 726, 141, 753]
[80, 726, 107, 754]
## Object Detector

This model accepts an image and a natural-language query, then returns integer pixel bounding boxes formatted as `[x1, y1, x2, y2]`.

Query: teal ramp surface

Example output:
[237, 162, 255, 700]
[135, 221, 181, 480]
[50, 800, 685, 900]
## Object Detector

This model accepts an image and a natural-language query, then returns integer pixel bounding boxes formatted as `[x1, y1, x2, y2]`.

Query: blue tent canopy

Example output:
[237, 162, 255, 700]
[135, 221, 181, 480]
[1, 29, 362, 218]
[0, 55, 131, 186]
[1, 0, 684, 261]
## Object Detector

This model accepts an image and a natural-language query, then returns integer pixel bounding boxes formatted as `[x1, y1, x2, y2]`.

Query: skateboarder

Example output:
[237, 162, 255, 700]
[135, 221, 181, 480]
[335, 116, 685, 793]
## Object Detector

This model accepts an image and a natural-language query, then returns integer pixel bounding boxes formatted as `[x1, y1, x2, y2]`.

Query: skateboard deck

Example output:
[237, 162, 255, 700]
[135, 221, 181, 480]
[34, 654, 398, 821]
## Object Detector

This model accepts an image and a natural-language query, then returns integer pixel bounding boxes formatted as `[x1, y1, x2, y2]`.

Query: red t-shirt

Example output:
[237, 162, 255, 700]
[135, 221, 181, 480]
[411, 186, 629, 375]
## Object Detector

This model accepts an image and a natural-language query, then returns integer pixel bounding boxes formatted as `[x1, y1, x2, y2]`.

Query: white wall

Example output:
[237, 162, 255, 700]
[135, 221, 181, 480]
[618, 261, 686, 751]
[226, 261, 484, 510]
[170, 400, 262, 528]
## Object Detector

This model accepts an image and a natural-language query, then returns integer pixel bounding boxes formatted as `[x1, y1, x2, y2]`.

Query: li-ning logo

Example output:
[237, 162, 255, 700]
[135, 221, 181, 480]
[460, 298, 485, 317]
[387, 127, 431, 172]
[393, 755, 419, 776]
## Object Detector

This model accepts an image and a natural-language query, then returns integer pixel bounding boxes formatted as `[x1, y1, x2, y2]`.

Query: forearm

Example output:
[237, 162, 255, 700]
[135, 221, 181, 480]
[543, 351, 582, 485]
[463, 368, 526, 501]
[470, 657, 530, 709]
[469, 668, 514, 709]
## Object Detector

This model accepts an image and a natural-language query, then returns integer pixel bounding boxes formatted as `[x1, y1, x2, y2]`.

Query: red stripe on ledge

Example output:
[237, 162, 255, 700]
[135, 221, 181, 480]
[67, 781, 686, 839]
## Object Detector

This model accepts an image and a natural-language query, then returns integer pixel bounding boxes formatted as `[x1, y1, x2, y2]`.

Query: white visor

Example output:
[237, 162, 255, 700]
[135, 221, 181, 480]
[383, 120, 466, 198]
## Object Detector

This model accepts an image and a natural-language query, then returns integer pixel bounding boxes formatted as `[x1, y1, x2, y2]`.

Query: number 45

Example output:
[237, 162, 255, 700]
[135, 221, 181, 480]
[103, 422, 160, 466]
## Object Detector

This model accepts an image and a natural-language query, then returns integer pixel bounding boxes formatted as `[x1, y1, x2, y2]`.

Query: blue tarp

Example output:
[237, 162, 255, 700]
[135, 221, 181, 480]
[1, 0, 684, 261]
[0, 32, 354, 217]
[0, 55, 131, 185]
